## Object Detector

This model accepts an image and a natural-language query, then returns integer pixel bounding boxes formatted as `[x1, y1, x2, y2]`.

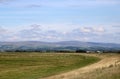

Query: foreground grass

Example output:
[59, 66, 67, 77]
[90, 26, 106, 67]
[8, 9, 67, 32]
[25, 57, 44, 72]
[75, 64, 120, 79]
[0, 53, 100, 79]
[90, 54, 120, 79]
[74, 53, 120, 79]
[94, 65, 120, 79]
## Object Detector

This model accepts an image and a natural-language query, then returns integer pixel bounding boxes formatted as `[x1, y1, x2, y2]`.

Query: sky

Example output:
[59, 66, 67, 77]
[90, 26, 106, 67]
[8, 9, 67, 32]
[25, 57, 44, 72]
[0, 0, 120, 43]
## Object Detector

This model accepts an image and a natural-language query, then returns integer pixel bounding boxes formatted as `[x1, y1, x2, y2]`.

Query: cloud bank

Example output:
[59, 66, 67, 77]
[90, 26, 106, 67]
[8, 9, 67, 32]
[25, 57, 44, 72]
[0, 24, 119, 43]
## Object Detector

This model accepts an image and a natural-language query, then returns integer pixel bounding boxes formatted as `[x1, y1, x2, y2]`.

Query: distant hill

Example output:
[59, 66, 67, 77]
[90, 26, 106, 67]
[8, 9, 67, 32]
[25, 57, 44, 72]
[0, 41, 120, 52]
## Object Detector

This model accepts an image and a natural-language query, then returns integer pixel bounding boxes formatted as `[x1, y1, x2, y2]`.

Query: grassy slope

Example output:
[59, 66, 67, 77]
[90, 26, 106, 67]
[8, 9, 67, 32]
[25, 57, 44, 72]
[0, 53, 100, 79]
[43, 53, 120, 79]
[74, 53, 120, 79]
[93, 65, 120, 79]
[75, 64, 120, 79]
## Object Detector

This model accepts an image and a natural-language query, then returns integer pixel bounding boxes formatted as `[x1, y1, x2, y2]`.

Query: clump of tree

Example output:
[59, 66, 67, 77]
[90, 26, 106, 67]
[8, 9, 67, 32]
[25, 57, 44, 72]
[76, 49, 86, 53]
[103, 50, 120, 53]
[54, 50, 74, 53]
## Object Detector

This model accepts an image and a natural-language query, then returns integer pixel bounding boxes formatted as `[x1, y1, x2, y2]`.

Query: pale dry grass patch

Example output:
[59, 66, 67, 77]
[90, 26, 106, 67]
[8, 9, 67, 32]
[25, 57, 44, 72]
[43, 53, 120, 79]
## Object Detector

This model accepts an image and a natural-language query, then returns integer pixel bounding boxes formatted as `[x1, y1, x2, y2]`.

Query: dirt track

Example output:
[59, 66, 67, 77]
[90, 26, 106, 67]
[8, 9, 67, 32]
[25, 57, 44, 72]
[42, 54, 120, 79]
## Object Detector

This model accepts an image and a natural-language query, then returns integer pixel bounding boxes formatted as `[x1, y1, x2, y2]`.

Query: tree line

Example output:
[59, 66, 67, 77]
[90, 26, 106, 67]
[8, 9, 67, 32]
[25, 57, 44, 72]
[0, 49, 120, 53]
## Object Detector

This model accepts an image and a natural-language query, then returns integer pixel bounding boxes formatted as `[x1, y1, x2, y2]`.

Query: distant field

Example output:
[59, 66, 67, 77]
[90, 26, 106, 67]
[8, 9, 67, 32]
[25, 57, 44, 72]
[0, 53, 100, 79]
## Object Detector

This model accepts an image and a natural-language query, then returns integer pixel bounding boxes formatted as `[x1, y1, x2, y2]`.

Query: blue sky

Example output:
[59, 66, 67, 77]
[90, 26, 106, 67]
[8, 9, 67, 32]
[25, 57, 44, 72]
[0, 0, 120, 43]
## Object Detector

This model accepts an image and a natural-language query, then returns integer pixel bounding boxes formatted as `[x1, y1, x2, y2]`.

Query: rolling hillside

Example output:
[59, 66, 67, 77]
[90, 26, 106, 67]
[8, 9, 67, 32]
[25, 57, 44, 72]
[0, 41, 120, 51]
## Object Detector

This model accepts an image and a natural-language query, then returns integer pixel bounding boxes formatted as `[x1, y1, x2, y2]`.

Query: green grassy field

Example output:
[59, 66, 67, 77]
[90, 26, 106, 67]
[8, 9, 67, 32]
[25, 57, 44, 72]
[0, 53, 100, 79]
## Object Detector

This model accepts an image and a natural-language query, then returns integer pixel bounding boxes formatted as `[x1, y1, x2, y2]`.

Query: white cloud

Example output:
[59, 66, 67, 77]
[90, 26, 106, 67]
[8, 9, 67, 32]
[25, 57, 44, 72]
[0, 26, 16, 41]
[2, 0, 120, 8]
[0, 24, 119, 43]
[74, 27, 105, 34]
[80, 27, 92, 33]
[93, 27, 105, 33]
[0, 26, 6, 34]
[30, 24, 42, 30]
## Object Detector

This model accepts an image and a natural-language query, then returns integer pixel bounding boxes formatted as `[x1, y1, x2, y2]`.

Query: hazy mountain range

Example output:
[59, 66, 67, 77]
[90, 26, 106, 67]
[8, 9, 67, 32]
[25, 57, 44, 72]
[0, 41, 120, 51]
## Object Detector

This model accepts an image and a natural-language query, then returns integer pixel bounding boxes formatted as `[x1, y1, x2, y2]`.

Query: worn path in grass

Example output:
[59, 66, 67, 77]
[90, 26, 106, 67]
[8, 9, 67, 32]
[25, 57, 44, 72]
[42, 54, 120, 79]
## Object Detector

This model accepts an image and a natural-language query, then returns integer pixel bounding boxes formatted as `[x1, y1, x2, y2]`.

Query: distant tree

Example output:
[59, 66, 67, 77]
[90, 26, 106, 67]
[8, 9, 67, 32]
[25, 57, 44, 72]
[54, 50, 73, 53]
[117, 51, 120, 54]
[76, 49, 86, 53]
